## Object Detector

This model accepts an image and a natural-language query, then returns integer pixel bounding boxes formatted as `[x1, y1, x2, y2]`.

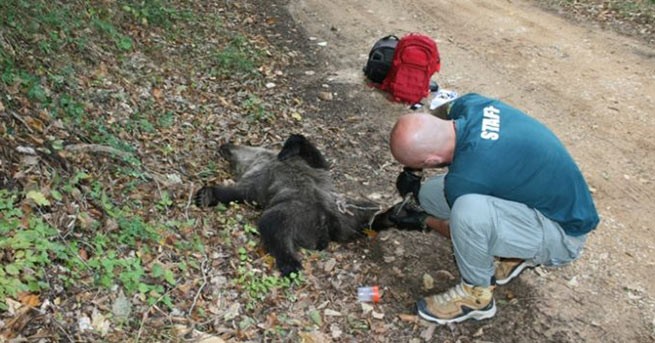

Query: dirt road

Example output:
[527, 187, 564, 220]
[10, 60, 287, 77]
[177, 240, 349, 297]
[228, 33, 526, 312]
[287, 0, 655, 341]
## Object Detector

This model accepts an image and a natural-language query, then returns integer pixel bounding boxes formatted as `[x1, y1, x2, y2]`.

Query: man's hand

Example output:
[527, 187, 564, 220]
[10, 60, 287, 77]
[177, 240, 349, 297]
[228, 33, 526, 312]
[389, 209, 429, 231]
[395, 167, 423, 202]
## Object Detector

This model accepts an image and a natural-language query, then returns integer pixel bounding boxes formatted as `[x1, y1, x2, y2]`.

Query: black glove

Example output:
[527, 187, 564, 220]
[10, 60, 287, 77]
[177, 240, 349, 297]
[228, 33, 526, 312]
[389, 209, 429, 231]
[396, 167, 423, 202]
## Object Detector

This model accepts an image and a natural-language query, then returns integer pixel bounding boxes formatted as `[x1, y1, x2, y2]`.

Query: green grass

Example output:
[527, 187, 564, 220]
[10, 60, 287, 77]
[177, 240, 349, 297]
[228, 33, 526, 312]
[119, 0, 192, 28]
[0, 191, 72, 310]
[213, 34, 264, 76]
[234, 222, 305, 310]
[243, 94, 272, 121]
[0, 179, 200, 311]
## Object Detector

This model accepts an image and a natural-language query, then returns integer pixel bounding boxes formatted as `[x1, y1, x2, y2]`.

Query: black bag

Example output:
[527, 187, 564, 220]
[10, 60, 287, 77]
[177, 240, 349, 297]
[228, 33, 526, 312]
[363, 35, 399, 84]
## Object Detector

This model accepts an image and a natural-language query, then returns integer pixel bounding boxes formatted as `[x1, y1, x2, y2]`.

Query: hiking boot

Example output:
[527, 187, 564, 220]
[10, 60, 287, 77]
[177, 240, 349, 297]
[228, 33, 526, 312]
[494, 259, 536, 286]
[416, 282, 496, 325]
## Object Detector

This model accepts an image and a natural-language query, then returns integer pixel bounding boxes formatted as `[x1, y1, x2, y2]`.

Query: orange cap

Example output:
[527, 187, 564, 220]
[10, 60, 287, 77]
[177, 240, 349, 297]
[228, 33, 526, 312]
[371, 286, 380, 303]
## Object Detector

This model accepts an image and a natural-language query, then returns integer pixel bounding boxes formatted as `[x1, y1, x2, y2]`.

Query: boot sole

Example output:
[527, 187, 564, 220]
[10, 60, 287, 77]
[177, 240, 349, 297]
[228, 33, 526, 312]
[496, 262, 537, 286]
[417, 299, 497, 325]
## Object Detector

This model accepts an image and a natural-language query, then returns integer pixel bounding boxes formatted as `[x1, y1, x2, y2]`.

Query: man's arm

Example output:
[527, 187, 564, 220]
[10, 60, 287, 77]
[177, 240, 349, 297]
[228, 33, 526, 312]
[425, 217, 450, 239]
[389, 211, 451, 239]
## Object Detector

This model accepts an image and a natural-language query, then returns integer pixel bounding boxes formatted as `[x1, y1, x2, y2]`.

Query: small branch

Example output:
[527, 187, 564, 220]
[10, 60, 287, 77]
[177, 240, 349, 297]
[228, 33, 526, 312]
[9, 110, 33, 133]
[135, 308, 150, 343]
[184, 182, 195, 220]
[187, 257, 209, 319]
[50, 315, 75, 343]
[64, 143, 132, 159]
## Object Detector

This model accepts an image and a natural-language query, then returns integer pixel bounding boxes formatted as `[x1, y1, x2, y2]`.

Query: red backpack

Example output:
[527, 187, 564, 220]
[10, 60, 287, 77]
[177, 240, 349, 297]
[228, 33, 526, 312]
[381, 33, 441, 104]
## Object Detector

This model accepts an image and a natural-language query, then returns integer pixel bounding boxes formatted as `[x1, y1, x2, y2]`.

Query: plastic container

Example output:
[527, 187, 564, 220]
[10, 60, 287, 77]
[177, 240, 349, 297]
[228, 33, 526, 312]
[357, 286, 381, 303]
[429, 89, 459, 110]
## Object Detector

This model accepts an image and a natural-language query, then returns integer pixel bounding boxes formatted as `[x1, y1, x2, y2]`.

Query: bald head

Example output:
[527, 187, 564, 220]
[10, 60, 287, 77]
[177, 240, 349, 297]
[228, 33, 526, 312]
[389, 113, 456, 169]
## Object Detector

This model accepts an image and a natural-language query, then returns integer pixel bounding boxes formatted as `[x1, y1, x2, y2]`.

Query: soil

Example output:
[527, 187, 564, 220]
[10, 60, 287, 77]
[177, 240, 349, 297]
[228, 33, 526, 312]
[269, 0, 655, 341]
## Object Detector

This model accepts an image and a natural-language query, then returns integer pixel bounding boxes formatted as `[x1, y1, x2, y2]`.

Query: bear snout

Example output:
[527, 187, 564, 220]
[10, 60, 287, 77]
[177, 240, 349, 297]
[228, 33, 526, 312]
[218, 143, 235, 159]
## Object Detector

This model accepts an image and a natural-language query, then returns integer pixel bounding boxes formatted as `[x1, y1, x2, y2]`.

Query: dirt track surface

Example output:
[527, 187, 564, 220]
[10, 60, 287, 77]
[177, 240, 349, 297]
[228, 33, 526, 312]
[286, 0, 655, 341]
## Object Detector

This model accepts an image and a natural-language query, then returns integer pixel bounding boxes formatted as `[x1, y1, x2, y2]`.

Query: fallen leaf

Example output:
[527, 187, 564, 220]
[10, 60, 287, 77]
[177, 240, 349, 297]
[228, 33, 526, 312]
[420, 323, 437, 340]
[397, 313, 418, 323]
[164, 235, 177, 245]
[0, 305, 32, 339]
[173, 324, 192, 337]
[434, 269, 456, 281]
[177, 280, 194, 294]
[197, 336, 226, 343]
[79, 248, 88, 261]
[5, 298, 23, 315]
[25, 190, 50, 206]
[422, 273, 434, 290]
[77, 212, 97, 230]
[298, 331, 330, 343]
[224, 303, 240, 321]
[91, 308, 110, 336]
[473, 325, 489, 337]
[360, 302, 374, 314]
[371, 310, 385, 319]
[308, 310, 322, 326]
[329, 324, 342, 339]
[324, 308, 342, 317]
[112, 290, 132, 319]
[318, 92, 333, 101]
[364, 228, 378, 239]
[78, 316, 92, 332]
[18, 293, 40, 307]
[323, 258, 337, 272]
[95, 63, 107, 78]
[25, 116, 45, 133]
[152, 88, 163, 99]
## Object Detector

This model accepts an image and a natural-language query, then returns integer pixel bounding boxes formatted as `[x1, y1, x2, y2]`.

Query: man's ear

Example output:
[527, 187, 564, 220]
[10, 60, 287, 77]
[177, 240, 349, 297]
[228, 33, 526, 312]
[423, 156, 442, 169]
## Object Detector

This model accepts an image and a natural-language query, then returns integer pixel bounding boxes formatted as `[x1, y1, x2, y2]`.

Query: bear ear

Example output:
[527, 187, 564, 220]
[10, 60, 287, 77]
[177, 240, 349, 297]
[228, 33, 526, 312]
[278, 134, 329, 169]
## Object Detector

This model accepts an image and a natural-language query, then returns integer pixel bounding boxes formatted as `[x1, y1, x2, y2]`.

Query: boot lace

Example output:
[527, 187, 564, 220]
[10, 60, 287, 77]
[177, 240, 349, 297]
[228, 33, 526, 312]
[434, 283, 470, 304]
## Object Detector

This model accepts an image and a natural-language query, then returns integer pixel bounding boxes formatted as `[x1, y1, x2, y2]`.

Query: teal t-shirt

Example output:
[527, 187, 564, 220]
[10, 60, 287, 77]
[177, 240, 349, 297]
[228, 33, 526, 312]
[445, 93, 599, 236]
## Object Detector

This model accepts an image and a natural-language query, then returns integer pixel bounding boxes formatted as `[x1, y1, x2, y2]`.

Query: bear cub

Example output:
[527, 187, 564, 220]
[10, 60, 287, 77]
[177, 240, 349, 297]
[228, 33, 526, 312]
[195, 134, 381, 277]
